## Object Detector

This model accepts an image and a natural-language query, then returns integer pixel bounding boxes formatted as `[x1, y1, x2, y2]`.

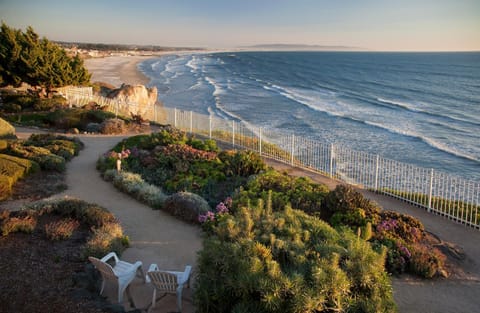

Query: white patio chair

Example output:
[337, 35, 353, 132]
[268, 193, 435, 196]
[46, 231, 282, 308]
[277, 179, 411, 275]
[146, 263, 192, 313]
[88, 252, 144, 303]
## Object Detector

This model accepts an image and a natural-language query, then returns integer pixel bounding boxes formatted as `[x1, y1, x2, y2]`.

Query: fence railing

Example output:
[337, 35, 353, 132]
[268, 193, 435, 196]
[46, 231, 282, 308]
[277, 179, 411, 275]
[70, 94, 480, 229]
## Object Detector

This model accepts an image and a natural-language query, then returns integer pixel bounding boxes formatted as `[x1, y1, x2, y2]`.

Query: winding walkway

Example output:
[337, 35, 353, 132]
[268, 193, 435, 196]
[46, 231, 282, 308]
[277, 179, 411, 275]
[11, 128, 480, 312]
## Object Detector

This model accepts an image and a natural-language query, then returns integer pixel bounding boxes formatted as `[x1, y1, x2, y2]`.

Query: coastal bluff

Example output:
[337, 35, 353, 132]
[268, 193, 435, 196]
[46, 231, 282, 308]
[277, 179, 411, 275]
[106, 84, 158, 117]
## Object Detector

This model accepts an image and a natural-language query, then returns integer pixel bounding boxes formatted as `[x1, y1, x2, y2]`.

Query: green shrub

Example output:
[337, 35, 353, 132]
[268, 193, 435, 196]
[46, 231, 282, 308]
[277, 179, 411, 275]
[234, 170, 329, 216]
[187, 137, 219, 152]
[163, 191, 211, 223]
[1, 215, 37, 236]
[44, 218, 79, 240]
[44, 108, 83, 130]
[6, 143, 66, 171]
[323, 184, 380, 227]
[103, 169, 168, 209]
[0, 153, 39, 178]
[195, 204, 396, 313]
[100, 118, 127, 134]
[33, 96, 67, 111]
[26, 134, 84, 155]
[0, 117, 15, 139]
[1, 94, 36, 110]
[218, 150, 266, 177]
[114, 125, 187, 151]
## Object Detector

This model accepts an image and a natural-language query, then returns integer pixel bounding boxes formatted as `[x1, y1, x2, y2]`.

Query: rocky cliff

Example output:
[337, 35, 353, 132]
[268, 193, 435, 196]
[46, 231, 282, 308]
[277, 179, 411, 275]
[106, 84, 157, 117]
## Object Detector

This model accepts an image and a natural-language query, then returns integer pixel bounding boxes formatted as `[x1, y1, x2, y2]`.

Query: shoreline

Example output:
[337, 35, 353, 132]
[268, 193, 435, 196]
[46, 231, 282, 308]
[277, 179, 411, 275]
[84, 49, 232, 88]
[84, 55, 157, 87]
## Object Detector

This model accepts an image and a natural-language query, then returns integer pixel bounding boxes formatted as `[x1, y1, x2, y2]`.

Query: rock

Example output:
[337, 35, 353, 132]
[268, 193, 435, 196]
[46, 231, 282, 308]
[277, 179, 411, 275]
[107, 84, 157, 118]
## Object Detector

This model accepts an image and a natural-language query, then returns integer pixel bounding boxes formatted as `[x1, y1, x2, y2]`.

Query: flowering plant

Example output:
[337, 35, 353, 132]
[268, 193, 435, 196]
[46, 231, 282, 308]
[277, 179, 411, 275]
[106, 149, 131, 160]
[198, 197, 233, 231]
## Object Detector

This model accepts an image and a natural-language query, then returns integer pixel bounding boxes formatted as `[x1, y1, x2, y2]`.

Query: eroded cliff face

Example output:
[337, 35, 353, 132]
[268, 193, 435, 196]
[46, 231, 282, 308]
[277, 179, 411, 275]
[107, 84, 158, 116]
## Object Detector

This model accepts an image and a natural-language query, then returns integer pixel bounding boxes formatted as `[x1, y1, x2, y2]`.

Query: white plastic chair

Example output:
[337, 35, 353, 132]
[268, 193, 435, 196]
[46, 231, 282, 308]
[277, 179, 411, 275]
[146, 263, 192, 312]
[88, 252, 144, 303]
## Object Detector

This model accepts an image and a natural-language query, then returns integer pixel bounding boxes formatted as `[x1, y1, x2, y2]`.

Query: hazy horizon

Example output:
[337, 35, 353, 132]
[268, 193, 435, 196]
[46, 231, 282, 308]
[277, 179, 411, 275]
[1, 0, 479, 52]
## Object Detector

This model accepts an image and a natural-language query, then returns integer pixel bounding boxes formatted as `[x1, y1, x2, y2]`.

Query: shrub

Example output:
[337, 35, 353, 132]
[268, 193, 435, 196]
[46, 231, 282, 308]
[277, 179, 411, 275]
[26, 134, 84, 156]
[83, 222, 129, 258]
[323, 184, 380, 227]
[0, 153, 39, 178]
[235, 170, 330, 215]
[0, 117, 15, 139]
[44, 218, 80, 240]
[408, 244, 446, 278]
[103, 169, 168, 209]
[1, 215, 37, 236]
[86, 122, 101, 133]
[218, 150, 267, 177]
[100, 118, 127, 134]
[114, 125, 187, 151]
[44, 108, 83, 130]
[6, 143, 66, 171]
[163, 191, 211, 223]
[33, 96, 67, 111]
[195, 204, 396, 313]
[1, 93, 36, 110]
[376, 210, 424, 244]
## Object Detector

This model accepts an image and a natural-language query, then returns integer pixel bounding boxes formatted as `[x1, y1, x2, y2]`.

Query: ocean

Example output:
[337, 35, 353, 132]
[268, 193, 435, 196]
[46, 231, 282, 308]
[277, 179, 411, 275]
[138, 52, 480, 181]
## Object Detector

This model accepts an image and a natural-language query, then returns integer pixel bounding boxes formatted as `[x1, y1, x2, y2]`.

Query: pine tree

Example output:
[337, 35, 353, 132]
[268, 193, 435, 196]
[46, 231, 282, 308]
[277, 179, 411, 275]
[0, 22, 91, 88]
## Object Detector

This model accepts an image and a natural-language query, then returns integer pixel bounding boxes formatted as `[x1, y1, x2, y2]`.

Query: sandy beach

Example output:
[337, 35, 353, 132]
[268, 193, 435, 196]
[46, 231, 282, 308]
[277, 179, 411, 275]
[84, 54, 480, 313]
[85, 55, 153, 87]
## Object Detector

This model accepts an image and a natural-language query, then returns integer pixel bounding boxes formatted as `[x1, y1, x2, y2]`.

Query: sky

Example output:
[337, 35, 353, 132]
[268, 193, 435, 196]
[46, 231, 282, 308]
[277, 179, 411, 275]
[1, 0, 479, 51]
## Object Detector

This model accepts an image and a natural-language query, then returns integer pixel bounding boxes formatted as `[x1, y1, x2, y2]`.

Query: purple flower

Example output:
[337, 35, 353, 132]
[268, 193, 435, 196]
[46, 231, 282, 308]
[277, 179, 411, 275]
[216, 202, 229, 214]
[224, 197, 233, 208]
[199, 211, 216, 223]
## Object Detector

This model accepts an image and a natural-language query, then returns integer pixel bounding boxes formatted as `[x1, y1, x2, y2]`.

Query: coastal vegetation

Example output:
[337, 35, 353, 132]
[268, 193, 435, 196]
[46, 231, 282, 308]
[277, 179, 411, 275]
[0, 198, 129, 313]
[0, 120, 83, 200]
[95, 125, 453, 311]
[0, 23, 90, 90]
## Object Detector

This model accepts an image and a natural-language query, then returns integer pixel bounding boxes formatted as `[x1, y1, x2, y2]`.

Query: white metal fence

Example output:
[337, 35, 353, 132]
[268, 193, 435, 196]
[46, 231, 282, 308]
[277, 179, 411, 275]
[71, 94, 480, 229]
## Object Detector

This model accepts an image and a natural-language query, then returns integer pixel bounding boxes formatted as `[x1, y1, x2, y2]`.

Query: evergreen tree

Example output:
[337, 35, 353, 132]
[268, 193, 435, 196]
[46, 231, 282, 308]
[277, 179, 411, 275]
[0, 22, 91, 88]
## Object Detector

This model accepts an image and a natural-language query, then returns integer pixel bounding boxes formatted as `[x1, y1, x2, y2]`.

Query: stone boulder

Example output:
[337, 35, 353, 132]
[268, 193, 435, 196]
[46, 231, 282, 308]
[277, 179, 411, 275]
[106, 84, 157, 118]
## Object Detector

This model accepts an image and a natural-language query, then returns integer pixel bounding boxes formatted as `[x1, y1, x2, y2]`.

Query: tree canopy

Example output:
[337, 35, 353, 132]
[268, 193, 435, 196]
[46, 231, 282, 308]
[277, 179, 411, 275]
[0, 22, 91, 88]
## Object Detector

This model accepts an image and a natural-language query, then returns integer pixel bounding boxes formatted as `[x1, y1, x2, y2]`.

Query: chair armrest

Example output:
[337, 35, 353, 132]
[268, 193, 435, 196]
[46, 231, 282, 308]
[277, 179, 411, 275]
[146, 263, 159, 283]
[179, 265, 192, 286]
[148, 263, 159, 273]
[101, 252, 119, 264]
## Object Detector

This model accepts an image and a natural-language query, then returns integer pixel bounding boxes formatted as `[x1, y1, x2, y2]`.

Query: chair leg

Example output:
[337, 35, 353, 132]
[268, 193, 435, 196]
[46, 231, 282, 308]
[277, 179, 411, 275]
[177, 290, 183, 313]
[100, 279, 106, 295]
[151, 289, 156, 308]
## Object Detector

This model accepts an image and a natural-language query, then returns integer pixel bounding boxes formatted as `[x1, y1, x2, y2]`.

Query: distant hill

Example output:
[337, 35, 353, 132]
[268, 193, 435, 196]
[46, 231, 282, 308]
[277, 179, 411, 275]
[241, 44, 363, 51]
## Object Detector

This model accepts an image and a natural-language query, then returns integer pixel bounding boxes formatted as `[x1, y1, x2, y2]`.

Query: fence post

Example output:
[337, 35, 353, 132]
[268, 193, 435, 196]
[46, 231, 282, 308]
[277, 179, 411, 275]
[329, 143, 335, 178]
[209, 116, 212, 139]
[174, 108, 177, 128]
[291, 134, 295, 166]
[374, 154, 380, 191]
[428, 168, 434, 212]
[190, 111, 193, 133]
[259, 127, 262, 156]
[115, 100, 118, 119]
[232, 121, 235, 148]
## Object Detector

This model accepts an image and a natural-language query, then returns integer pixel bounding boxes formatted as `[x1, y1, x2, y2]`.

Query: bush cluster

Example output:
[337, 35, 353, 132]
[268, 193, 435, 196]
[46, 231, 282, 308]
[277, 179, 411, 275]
[0, 198, 129, 258]
[103, 169, 167, 209]
[195, 202, 397, 313]
[0, 153, 39, 200]
[234, 170, 329, 216]
[0, 117, 15, 138]
[163, 191, 211, 223]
